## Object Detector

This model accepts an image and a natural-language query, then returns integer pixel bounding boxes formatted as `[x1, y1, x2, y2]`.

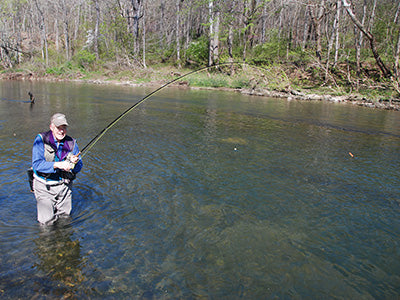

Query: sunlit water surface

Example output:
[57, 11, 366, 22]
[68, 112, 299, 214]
[0, 80, 400, 298]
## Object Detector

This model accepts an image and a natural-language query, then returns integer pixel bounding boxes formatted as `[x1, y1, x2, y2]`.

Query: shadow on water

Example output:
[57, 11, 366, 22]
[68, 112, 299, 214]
[31, 218, 85, 298]
[0, 98, 32, 103]
[0, 218, 113, 298]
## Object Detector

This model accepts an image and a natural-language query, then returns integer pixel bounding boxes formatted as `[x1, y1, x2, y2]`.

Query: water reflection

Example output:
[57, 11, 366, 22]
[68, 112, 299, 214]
[32, 218, 84, 298]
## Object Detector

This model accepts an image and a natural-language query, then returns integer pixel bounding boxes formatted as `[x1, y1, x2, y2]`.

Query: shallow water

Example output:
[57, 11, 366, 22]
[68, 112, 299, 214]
[0, 80, 400, 298]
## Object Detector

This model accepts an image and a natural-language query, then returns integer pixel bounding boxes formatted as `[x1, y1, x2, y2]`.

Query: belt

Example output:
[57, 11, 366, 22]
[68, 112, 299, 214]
[33, 173, 66, 186]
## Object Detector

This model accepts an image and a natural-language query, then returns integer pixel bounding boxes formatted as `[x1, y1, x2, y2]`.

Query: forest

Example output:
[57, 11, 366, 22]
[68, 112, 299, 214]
[1, 0, 400, 105]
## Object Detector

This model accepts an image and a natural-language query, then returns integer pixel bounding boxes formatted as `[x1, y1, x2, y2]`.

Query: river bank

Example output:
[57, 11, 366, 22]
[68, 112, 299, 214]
[2, 70, 399, 111]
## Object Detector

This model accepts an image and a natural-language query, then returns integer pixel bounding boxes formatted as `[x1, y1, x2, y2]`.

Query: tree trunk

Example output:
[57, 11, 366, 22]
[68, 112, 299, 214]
[308, 0, 325, 62]
[394, 2, 400, 78]
[212, 10, 220, 65]
[355, 1, 366, 75]
[327, 0, 341, 68]
[302, 5, 311, 51]
[334, 0, 341, 66]
[208, 0, 214, 66]
[61, 0, 70, 60]
[395, 25, 400, 78]
[94, 0, 100, 60]
[342, 0, 392, 78]
[242, 0, 257, 62]
[261, 3, 267, 44]
[142, 1, 146, 68]
[130, 0, 141, 57]
[55, 18, 59, 51]
[208, 0, 220, 66]
[176, 0, 181, 67]
[34, 0, 48, 66]
[73, 4, 81, 56]
[327, 1, 338, 65]
[228, 26, 233, 61]
[367, 0, 377, 32]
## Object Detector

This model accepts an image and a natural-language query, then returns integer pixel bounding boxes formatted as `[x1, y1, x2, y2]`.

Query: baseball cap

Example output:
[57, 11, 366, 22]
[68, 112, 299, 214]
[51, 113, 69, 127]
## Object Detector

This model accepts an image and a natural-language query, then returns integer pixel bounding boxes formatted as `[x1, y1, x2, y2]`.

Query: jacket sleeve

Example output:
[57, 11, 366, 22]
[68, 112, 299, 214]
[72, 142, 83, 174]
[32, 134, 56, 173]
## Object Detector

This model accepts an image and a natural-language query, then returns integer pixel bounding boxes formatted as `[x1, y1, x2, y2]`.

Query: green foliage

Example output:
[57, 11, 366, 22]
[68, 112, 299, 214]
[186, 70, 263, 89]
[287, 48, 311, 66]
[156, 46, 175, 63]
[74, 49, 96, 70]
[185, 36, 209, 64]
[45, 61, 73, 75]
[230, 76, 252, 89]
[47, 47, 66, 65]
[250, 31, 288, 62]
[187, 73, 228, 88]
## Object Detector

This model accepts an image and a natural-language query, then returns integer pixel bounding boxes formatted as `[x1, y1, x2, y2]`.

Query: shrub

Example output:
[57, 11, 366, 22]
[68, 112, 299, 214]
[74, 49, 96, 70]
[185, 36, 209, 65]
[187, 73, 228, 87]
[45, 61, 73, 75]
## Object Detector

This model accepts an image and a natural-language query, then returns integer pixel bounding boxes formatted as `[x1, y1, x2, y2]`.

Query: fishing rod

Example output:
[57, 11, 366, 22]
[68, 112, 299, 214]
[80, 61, 262, 158]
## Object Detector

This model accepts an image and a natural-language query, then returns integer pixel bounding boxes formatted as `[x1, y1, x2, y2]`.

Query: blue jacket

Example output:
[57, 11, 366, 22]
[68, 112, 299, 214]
[32, 130, 83, 181]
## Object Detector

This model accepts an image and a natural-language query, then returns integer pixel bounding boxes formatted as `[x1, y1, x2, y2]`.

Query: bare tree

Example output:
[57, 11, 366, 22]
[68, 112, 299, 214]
[241, 0, 258, 62]
[142, 0, 146, 67]
[333, 0, 341, 66]
[33, 0, 48, 66]
[130, 0, 142, 56]
[342, 0, 391, 77]
[208, 0, 220, 66]
[394, 1, 400, 77]
[176, 0, 182, 66]
[354, 0, 366, 75]
[308, 0, 326, 62]
[59, 0, 71, 60]
[395, 26, 400, 78]
[94, 0, 100, 60]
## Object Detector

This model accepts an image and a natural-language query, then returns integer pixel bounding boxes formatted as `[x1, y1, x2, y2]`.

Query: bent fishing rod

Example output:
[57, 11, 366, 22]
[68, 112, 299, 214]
[79, 61, 263, 158]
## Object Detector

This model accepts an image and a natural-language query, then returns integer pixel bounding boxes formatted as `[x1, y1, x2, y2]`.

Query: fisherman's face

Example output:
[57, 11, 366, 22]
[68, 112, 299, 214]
[50, 123, 67, 142]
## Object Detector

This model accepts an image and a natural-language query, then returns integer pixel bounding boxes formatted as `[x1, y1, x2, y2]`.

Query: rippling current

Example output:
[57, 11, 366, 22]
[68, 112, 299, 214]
[0, 80, 399, 298]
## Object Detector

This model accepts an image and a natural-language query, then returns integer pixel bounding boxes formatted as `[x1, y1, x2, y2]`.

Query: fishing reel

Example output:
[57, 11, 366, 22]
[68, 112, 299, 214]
[66, 152, 79, 170]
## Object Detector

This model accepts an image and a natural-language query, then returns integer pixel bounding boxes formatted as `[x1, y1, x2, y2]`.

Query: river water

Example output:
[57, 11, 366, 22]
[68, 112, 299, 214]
[0, 80, 399, 298]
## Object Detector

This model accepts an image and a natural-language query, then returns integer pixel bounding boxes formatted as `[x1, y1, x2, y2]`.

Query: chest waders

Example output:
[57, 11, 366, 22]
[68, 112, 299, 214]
[28, 131, 77, 191]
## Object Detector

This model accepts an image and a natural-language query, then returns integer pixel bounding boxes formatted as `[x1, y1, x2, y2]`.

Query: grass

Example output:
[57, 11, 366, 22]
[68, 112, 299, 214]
[1, 57, 399, 104]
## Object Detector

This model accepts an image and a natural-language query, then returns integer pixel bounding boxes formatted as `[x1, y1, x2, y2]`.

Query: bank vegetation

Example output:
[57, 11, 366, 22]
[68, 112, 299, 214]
[1, 0, 400, 110]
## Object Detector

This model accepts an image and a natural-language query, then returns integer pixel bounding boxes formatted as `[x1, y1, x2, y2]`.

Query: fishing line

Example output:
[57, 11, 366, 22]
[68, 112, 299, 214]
[80, 61, 263, 158]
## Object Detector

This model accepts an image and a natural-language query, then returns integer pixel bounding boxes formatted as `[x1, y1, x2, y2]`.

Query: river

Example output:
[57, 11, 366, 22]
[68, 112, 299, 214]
[0, 80, 399, 298]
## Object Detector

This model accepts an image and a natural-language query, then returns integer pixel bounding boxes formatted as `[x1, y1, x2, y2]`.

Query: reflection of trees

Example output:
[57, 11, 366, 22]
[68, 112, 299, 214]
[33, 218, 85, 297]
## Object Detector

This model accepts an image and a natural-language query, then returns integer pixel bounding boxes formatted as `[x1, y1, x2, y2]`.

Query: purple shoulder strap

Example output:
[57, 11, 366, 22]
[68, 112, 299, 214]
[40, 130, 75, 161]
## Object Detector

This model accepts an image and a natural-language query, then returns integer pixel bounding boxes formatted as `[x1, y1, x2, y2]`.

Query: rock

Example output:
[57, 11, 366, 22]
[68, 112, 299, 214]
[291, 90, 305, 96]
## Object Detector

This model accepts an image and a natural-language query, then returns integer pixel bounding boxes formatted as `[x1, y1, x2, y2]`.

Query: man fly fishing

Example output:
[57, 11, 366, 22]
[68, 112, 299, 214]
[27, 63, 255, 225]
[31, 113, 83, 225]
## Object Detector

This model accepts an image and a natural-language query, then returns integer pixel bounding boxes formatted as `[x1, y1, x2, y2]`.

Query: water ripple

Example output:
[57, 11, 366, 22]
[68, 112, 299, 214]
[1, 82, 399, 298]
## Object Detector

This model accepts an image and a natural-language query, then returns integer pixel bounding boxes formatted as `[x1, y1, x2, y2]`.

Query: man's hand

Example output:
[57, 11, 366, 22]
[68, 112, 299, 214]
[54, 152, 81, 171]
[54, 161, 73, 171]
[68, 152, 81, 164]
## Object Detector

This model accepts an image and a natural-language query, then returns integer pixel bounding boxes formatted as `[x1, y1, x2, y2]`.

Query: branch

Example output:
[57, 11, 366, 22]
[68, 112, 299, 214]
[0, 37, 31, 57]
[342, 0, 392, 77]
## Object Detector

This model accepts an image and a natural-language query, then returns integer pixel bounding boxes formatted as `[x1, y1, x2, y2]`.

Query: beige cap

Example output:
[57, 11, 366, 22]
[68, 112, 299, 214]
[51, 113, 69, 127]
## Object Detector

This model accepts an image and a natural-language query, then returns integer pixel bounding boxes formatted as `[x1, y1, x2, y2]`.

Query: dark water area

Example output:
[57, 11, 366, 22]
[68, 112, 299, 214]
[0, 80, 399, 299]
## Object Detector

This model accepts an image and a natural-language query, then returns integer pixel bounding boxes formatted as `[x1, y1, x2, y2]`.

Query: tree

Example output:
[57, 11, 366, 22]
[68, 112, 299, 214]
[176, 0, 182, 66]
[342, 0, 392, 78]
[308, 0, 326, 62]
[93, 0, 100, 60]
[208, 0, 220, 66]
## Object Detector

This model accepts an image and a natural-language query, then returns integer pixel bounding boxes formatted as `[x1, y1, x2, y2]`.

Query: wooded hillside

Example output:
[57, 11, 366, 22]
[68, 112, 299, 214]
[1, 0, 400, 97]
